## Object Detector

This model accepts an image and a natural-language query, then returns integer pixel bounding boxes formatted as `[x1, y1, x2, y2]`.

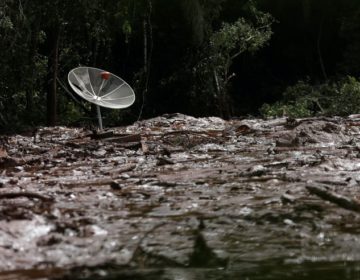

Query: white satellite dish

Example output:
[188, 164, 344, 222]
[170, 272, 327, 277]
[68, 66, 135, 130]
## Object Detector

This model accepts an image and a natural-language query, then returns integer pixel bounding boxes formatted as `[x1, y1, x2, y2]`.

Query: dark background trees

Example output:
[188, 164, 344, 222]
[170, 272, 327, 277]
[1, 0, 360, 131]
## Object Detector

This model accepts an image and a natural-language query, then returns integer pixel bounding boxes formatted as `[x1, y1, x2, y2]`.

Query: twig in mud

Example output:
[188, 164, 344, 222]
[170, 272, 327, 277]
[160, 130, 221, 139]
[102, 134, 141, 143]
[0, 192, 54, 202]
[306, 184, 360, 212]
[90, 130, 114, 140]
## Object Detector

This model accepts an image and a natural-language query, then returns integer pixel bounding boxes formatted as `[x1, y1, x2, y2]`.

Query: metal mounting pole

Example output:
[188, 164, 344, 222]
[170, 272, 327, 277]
[96, 105, 103, 130]
[96, 78, 106, 131]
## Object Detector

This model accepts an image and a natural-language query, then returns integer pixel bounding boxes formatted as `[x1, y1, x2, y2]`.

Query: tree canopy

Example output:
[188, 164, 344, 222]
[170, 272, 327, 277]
[1, 0, 360, 131]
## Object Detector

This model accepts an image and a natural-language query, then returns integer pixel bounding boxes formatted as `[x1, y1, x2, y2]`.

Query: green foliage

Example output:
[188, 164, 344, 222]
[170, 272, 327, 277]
[261, 76, 360, 118]
[0, 0, 48, 129]
[260, 100, 312, 118]
[338, 2, 360, 75]
[210, 14, 272, 55]
[0, 15, 13, 30]
[190, 4, 273, 117]
[122, 20, 132, 43]
[3, 0, 360, 130]
[327, 76, 360, 115]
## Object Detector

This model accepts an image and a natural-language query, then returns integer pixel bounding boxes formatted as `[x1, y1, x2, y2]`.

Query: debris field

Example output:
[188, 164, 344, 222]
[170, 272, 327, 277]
[1, 114, 360, 279]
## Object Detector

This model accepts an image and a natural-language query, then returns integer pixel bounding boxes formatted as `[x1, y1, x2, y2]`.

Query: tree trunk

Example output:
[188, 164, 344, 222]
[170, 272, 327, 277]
[46, 25, 60, 126]
[213, 69, 232, 119]
[137, 18, 148, 121]
[181, 0, 204, 47]
[213, 69, 222, 116]
[26, 90, 33, 113]
[317, 18, 327, 80]
[137, 0, 153, 121]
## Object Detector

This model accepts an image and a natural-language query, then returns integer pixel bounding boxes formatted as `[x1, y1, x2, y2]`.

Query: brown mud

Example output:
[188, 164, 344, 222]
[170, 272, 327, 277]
[2, 114, 360, 279]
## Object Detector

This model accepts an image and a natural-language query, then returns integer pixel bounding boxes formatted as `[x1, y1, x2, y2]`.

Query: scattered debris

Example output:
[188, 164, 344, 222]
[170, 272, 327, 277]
[0, 192, 54, 202]
[306, 184, 360, 212]
[0, 114, 360, 279]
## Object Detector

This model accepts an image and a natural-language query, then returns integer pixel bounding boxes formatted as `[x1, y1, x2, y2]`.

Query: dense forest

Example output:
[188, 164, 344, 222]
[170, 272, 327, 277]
[1, 0, 360, 130]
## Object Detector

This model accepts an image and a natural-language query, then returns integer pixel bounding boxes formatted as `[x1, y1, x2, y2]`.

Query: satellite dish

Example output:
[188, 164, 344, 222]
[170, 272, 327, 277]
[68, 66, 135, 130]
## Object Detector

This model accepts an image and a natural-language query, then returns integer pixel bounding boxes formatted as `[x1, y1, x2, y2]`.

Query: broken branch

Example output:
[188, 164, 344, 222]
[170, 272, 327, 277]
[306, 184, 360, 212]
[0, 192, 54, 202]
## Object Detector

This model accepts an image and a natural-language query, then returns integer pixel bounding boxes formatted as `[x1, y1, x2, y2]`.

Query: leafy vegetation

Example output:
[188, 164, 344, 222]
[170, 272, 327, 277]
[195, 6, 273, 118]
[261, 77, 360, 118]
[1, 0, 360, 131]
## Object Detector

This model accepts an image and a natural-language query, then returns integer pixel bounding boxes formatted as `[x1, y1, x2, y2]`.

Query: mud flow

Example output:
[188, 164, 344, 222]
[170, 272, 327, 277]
[1, 114, 360, 279]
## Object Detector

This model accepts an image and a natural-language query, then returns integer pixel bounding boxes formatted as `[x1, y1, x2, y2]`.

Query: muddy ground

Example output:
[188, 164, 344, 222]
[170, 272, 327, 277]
[2, 114, 360, 279]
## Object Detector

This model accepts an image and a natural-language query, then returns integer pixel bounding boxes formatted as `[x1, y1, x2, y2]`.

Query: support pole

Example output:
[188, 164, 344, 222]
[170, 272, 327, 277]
[96, 105, 103, 130]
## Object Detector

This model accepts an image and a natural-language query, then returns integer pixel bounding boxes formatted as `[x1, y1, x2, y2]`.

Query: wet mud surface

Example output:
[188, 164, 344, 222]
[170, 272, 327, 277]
[2, 114, 360, 279]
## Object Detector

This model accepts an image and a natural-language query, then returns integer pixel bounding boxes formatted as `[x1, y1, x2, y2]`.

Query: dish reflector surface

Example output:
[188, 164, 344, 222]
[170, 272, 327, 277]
[68, 67, 135, 109]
